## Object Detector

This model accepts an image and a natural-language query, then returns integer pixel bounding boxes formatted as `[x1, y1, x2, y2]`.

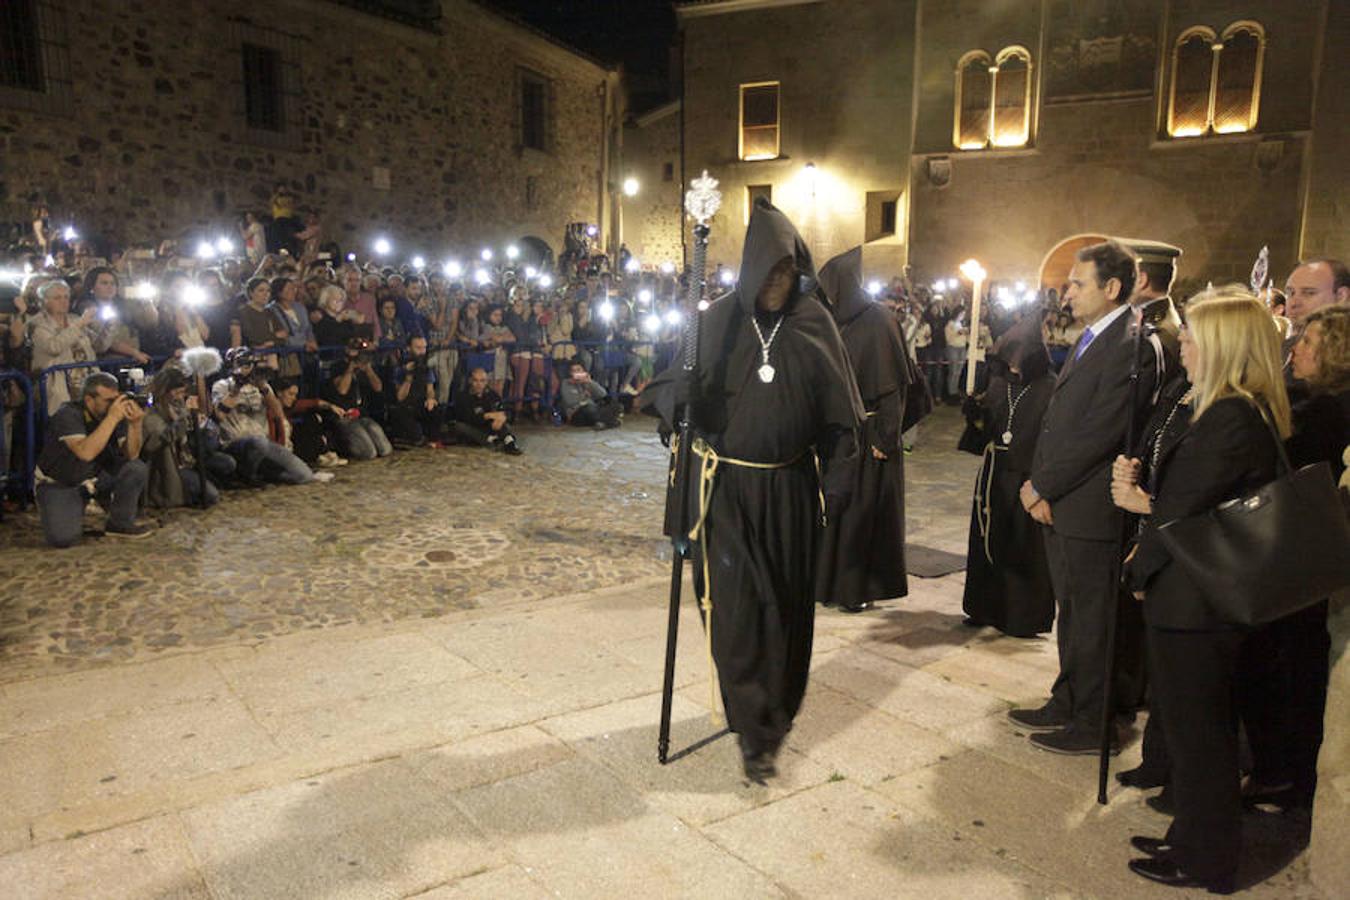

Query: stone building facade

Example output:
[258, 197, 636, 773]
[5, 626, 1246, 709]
[0, 0, 622, 260]
[672, 0, 1349, 291]
[620, 100, 684, 268]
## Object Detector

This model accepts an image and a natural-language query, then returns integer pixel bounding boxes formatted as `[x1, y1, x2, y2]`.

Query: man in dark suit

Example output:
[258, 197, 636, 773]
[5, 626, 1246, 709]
[1011, 240, 1159, 754]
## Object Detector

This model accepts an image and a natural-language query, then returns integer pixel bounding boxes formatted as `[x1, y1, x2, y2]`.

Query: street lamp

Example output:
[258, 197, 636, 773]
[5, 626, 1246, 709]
[866, 280, 883, 297]
[623, 176, 640, 197]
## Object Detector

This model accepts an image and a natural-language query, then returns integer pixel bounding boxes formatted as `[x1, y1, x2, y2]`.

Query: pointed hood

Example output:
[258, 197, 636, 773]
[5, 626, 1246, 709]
[736, 197, 817, 314]
[991, 312, 1051, 382]
[817, 246, 871, 325]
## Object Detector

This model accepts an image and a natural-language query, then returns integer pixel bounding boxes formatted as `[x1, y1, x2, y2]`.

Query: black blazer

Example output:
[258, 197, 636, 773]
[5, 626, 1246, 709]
[1031, 307, 1159, 540]
[1128, 396, 1279, 631]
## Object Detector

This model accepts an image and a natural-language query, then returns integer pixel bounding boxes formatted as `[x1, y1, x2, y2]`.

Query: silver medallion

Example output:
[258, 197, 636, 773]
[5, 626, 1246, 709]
[1001, 430, 1013, 445]
[758, 364, 776, 383]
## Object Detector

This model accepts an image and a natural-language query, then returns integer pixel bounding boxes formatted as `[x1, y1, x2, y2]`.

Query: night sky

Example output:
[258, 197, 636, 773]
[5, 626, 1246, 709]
[481, 0, 678, 111]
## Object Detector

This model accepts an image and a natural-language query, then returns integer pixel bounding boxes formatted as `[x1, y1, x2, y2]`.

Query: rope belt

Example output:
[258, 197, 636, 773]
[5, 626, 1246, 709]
[672, 435, 809, 722]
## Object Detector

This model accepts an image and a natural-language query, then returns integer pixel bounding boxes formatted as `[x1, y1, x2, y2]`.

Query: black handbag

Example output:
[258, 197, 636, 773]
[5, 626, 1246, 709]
[1158, 406, 1350, 627]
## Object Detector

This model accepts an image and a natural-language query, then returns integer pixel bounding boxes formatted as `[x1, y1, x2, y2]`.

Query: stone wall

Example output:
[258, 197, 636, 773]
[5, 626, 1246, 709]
[1299, 0, 1350, 263]
[0, 0, 620, 259]
[620, 101, 684, 268]
[680, 0, 918, 278]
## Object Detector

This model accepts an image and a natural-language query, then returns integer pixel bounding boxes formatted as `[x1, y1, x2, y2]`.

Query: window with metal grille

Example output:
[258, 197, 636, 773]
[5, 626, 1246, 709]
[1, 0, 43, 92]
[242, 43, 283, 132]
[1167, 21, 1264, 138]
[739, 83, 780, 161]
[520, 70, 550, 152]
[0, 0, 71, 114]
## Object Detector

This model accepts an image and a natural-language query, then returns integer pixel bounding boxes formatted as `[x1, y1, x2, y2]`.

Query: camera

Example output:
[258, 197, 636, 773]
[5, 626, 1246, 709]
[117, 367, 152, 407]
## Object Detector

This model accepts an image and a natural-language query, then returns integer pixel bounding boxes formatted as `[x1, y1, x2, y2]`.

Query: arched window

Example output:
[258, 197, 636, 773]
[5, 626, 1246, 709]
[1214, 22, 1264, 134]
[954, 51, 992, 150]
[1168, 22, 1264, 138]
[953, 47, 1032, 151]
[992, 46, 1032, 148]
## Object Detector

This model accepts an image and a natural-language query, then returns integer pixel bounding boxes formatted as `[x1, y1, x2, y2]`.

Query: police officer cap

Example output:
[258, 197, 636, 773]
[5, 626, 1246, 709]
[1120, 238, 1183, 268]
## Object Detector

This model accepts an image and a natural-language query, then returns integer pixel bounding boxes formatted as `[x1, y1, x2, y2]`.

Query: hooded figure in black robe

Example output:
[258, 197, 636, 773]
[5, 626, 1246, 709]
[642, 198, 864, 782]
[961, 312, 1056, 637]
[814, 246, 910, 611]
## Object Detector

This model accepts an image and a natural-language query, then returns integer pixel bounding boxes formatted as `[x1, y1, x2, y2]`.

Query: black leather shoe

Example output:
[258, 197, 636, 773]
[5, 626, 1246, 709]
[1128, 856, 1234, 894]
[1129, 835, 1172, 856]
[1146, 789, 1175, 815]
[1117, 765, 1168, 789]
[1006, 705, 1070, 731]
[839, 601, 874, 614]
[1029, 724, 1118, 756]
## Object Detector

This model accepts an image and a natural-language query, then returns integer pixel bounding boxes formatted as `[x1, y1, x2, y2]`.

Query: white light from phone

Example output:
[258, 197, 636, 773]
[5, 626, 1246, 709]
[643, 313, 662, 334]
[412, 255, 426, 270]
[480, 248, 493, 262]
[598, 300, 615, 321]
[538, 274, 553, 288]
[215, 237, 234, 255]
[638, 288, 653, 304]
[719, 269, 735, 285]
[63, 226, 78, 241]
[474, 269, 491, 286]
[183, 285, 206, 306]
[867, 280, 883, 297]
[444, 260, 463, 279]
[506, 245, 519, 260]
[664, 309, 683, 326]
[625, 258, 640, 273]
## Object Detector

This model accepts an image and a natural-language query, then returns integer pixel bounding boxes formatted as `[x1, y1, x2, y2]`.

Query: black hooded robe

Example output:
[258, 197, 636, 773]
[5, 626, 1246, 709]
[814, 247, 910, 607]
[642, 199, 864, 756]
[961, 314, 1056, 637]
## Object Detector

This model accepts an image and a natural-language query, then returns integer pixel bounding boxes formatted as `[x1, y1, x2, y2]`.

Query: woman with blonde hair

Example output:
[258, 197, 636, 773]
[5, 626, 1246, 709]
[1122, 286, 1290, 893]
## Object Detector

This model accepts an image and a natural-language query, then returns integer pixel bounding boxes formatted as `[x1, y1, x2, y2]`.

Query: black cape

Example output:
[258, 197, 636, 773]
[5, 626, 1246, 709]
[641, 198, 864, 754]
[813, 246, 910, 607]
[961, 313, 1056, 637]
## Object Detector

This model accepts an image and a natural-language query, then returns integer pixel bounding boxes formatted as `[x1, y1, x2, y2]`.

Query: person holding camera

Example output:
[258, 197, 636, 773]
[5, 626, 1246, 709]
[452, 367, 521, 454]
[211, 349, 329, 484]
[142, 366, 224, 508]
[320, 338, 392, 460]
[385, 335, 443, 446]
[35, 372, 153, 545]
[560, 357, 622, 430]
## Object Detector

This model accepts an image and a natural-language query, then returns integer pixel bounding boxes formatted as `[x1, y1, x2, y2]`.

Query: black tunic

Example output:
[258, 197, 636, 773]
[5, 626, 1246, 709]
[814, 247, 910, 607]
[961, 315, 1056, 636]
[642, 198, 863, 754]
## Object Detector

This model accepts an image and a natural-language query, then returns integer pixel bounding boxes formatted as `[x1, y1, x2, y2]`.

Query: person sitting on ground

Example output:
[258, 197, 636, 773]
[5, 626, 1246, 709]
[141, 366, 222, 508]
[559, 357, 622, 429]
[35, 372, 153, 545]
[211, 349, 330, 485]
[320, 338, 392, 460]
[452, 367, 521, 454]
[385, 335, 444, 446]
[271, 377, 346, 469]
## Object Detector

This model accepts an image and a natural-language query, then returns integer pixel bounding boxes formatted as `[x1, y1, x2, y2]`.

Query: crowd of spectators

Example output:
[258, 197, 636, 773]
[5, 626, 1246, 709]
[0, 197, 685, 543]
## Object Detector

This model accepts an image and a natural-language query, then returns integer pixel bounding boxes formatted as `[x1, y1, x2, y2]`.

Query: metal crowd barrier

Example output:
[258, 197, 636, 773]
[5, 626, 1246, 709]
[0, 369, 35, 506]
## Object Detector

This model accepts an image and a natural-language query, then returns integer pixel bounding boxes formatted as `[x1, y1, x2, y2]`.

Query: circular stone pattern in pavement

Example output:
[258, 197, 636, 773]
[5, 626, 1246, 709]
[364, 523, 511, 571]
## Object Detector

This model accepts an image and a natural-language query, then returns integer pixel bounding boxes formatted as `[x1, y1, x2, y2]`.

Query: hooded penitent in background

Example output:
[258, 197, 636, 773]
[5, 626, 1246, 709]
[960, 312, 1056, 637]
[641, 198, 864, 784]
[814, 246, 911, 612]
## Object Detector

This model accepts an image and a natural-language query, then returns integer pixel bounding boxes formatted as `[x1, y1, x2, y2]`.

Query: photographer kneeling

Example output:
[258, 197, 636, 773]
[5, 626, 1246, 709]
[385, 335, 445, 446]
[321, 338, 393, 460]
[35, 372, 153, 545]
[211, 349, 330, 485]
[142, 366, 225, 509]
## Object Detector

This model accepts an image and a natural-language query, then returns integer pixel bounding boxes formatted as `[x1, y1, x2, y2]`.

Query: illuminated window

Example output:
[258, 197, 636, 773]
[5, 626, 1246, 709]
[953, 51, 992, 149]
[992, 47, 1032, 148]
[953, 47, 1032, 151]
[1167, 22, 1264, 138]
[739, 82, 780, 161]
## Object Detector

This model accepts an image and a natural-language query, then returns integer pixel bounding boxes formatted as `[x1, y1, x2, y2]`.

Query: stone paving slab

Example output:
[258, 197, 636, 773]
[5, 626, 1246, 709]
[454, 755, 783, 898]
[408, 865, 553, 899]
[0, 814, 209, 900]
[704, 779, 1070, 898]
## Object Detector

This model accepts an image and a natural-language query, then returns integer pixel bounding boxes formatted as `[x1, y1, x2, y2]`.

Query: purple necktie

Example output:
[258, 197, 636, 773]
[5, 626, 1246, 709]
[1073, 328, 1095, 361]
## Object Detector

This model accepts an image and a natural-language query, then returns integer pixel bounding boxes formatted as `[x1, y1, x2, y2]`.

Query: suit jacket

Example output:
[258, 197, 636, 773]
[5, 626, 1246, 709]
[1127, 397, 1279, 630]
[1031, 306, 1159, 540]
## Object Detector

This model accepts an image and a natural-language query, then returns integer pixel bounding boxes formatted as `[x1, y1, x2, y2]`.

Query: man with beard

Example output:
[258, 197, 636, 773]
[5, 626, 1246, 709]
[642, 198, 863, 783]
[814, 246, 910, 613]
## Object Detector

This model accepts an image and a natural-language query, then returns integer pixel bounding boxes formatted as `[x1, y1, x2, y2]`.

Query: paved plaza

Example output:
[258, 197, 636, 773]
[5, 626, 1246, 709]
[0, 410, 1321, 898]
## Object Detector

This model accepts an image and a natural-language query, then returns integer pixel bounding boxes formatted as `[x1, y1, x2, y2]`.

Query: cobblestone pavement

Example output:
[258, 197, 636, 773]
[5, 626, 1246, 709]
[0, 408, 979, 680]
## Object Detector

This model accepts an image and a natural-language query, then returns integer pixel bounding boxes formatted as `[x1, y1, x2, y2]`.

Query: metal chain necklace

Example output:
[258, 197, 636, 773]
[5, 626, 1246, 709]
[750, 313, 786, 383]
[1150, 389, 1194, 475]
[1001, 382, 1032, 446]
